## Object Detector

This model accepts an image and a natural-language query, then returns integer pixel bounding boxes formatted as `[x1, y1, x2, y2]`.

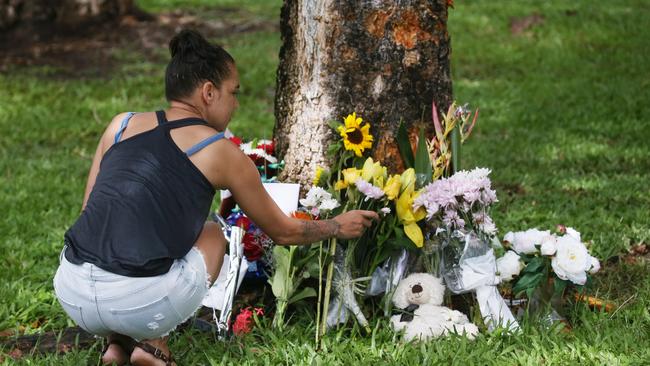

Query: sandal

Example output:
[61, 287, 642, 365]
[134, 341, 175, 366]
[101, 335, 134, 366]
[103, 334, 135, 354]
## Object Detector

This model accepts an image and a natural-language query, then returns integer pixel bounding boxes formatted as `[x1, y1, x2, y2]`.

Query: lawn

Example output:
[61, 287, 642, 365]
[1, 0, 649, 364]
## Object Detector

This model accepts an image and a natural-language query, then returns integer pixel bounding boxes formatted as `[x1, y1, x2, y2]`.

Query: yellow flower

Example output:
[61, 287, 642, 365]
[361, 157, 387, 188]
[383, 174, 401, 200]
[313, 166, 324, 186]
[400, 168, 416, 196]
[342, 167, 361, 186]
[334, 180, 348, 190]
[337, 112, 373, 157]
[396, 188, 426, 248]
[404, 223, 424, 248]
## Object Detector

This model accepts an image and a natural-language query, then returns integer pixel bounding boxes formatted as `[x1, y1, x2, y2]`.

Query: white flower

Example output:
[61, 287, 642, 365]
[589, 256, 601, 274]
[319, 198, 340, 211]
[496, 251, 524, 282]
[473, 212, 497, 236]
[504, 228, 550, 254]
[551, 235, 592, 285]
[380, 207, 391, 215]
[540, 235, 558, 256]
[300, 187, 332, 209]
[565, 227, 581, 242]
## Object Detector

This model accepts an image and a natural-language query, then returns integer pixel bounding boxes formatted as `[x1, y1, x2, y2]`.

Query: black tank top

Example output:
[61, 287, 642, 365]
[64, 111, 220, 276]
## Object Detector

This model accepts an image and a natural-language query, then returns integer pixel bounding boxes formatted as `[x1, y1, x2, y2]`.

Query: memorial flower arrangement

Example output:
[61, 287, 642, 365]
[498, 226, 601, 300]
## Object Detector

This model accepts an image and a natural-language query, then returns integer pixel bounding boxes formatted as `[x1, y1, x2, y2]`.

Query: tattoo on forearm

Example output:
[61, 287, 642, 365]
[300, 219, 340, 243]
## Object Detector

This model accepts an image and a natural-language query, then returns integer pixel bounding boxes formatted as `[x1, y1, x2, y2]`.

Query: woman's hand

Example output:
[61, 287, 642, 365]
[332, 210, 379, 240]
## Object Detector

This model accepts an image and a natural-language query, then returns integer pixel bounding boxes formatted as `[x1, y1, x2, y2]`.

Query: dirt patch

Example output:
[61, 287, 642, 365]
[0, 7, 278, 78]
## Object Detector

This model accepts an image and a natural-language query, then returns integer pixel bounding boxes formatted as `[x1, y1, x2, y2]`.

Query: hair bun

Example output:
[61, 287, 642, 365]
[169, 29, 210, 58]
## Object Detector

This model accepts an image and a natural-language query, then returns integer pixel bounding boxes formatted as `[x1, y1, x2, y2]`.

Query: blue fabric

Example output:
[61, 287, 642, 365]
[185, 132, 225, 157]
[114, 112, 135, 144]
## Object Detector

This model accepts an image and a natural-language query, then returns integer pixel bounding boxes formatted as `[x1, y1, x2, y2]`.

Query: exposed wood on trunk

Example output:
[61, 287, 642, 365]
[275, 0, 452, 189]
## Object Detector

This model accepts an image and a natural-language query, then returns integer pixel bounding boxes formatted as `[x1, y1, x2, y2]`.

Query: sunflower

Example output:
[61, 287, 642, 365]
[337, 112, 373, 157]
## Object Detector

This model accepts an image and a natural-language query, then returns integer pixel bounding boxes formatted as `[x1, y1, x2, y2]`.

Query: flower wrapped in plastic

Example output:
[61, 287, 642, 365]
[413, 168, 519, 332]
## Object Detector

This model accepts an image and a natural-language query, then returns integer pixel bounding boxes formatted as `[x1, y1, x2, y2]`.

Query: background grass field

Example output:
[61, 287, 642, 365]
[1, 0, 649, 364]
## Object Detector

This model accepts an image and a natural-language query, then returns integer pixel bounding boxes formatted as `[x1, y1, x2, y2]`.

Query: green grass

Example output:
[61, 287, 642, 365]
[1, 0, 649, 364]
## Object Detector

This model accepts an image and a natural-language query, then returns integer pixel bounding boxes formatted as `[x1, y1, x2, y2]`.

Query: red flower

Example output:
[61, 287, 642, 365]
[229, 136, 242, 146]
[235, 216, 252, 231]
[232, 307, 264, 336]
[242, 233, 264, 261]
[257, 141, 274, 155]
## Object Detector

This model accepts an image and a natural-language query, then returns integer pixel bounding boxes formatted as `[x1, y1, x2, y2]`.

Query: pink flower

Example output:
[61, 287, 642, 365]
[355, 179, 385, 200]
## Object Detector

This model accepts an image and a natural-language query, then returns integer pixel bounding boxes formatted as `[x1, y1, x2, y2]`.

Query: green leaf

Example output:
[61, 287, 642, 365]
[512, 272, 544, 296]
[288, 287, 317, 304]
[269, 246, 292, 298]
[522, 256, 545, 274]
[414, 127, 433, 188]
[396, 120, 415, 169]
[388, 226, 416, 250]
[328, 119, 342, 131]
[451, 125, 461, 174]
[553, 277, 568, 296]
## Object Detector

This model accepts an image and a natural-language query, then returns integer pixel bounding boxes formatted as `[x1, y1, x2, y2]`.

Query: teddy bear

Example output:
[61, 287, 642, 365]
[390, 273, 479, 341]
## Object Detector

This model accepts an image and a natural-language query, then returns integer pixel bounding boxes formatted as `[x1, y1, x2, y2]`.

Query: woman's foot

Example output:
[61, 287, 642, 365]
[101, 342, 128, 365]
[130, 338, 175, 366]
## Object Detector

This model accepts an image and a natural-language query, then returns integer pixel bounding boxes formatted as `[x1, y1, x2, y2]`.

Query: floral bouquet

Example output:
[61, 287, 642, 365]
[496, 226, 601, 316]
[218, 134, 284, 278]
[413, 168, 498, 279]
[412, 168, 519, 331]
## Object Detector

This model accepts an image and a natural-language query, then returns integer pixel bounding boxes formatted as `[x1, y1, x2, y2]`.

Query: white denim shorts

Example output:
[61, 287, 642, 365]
[53, 246, 210, 341]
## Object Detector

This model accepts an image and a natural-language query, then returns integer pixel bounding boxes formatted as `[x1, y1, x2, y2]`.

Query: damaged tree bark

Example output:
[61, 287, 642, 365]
[274, 0, 453, 187]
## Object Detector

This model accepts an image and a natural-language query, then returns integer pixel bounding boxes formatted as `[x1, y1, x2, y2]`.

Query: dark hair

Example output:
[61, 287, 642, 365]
[165, 29, 235, 101]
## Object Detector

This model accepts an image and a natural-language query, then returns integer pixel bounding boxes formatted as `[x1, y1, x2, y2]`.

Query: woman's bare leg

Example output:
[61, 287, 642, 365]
[130, 222, 226, 365]
[130, 337, 174, 366]
[194, 221, 227, 284]
[101, 333, 134, 365]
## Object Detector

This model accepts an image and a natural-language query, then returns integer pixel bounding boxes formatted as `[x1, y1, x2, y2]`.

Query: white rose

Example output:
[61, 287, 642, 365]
[496, 250, 524, 282]
[540, 235, 558, 256]
[551, 235, 592, 285]
[505, 228, 550, 254]
[565, 227, 581, 242]
[589, 256, 601, 274]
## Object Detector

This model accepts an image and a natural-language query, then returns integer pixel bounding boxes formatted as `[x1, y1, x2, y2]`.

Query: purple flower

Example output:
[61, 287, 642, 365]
[355, 179, 385, 201]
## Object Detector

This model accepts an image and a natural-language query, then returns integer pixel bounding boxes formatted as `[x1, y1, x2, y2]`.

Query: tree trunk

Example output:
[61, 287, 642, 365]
[274, 0, 452, 188]
[0, 0, 147, 38]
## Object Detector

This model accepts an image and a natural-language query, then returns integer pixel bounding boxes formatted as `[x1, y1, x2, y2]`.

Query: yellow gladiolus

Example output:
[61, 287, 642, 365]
[404, 222, 424, 248]
[400, 168, 416, 195]
[342, 168, 361, 185]
[396, 188, 426, 248]
[383, 174, 401, 200]
[396, 191, 415, 223]
[334, 180, 348, 190]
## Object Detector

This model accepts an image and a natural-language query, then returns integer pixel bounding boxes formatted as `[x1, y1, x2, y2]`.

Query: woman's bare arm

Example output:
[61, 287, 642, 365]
[219, 143, 377, 245]
[81, 113, 130, 210]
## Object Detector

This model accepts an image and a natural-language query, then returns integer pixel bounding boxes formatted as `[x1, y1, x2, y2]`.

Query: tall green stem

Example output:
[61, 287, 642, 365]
[315, 241, 323, 346]
[451, 125, 461, 174]
[319, 237, 337, 342]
